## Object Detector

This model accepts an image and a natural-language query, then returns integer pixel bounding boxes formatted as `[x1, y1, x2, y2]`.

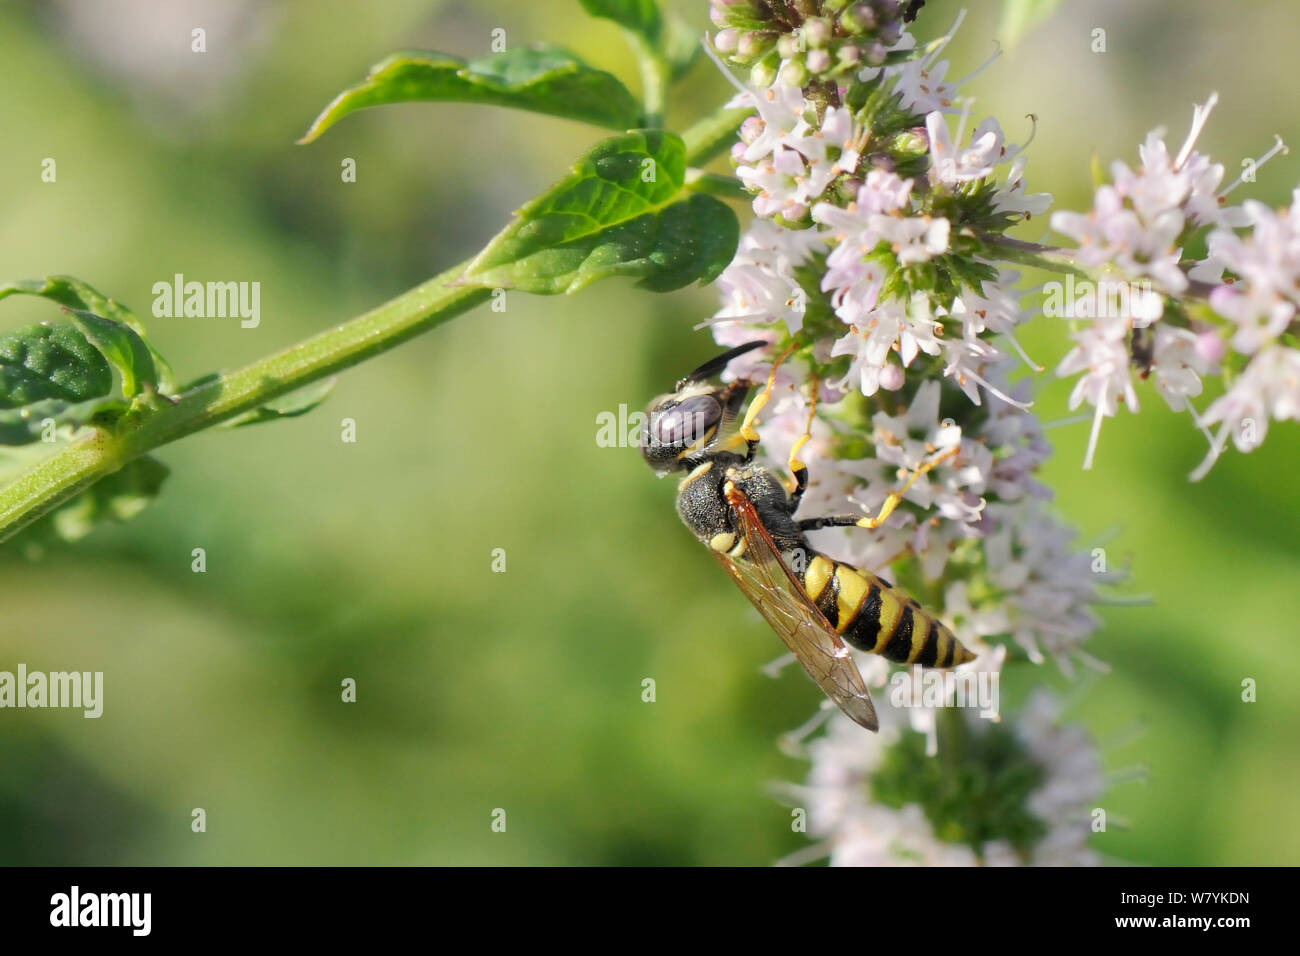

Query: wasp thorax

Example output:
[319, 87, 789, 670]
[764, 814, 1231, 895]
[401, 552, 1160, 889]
[639, 393, 723, 472]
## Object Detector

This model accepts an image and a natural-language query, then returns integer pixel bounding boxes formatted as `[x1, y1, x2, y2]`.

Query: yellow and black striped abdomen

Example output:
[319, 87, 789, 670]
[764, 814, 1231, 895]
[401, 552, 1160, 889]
[801, 555, 975, 668]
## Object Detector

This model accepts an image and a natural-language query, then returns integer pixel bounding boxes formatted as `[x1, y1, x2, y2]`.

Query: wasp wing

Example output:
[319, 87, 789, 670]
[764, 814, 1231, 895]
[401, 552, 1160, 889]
[710, 483, 879, 732]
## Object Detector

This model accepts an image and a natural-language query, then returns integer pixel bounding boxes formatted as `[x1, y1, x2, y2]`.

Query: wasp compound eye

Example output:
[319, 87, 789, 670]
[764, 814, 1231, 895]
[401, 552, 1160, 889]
[653, 395, 722, 448]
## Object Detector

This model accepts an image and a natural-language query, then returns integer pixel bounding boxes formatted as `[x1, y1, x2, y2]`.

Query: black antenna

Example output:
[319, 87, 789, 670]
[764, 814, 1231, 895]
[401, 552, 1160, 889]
[677, 341, 766, 388]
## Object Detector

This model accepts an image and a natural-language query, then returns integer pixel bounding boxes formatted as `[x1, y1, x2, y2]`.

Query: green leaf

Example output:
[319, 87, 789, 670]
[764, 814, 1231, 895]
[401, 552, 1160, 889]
[63, 308, 157, 399]
[579, 0, 663, 46]
[998, 0, 1063, 50]
[0, 323, 113, 409]
[0, 397, 126, 446]
[298, 46, 642, 143]
[0, 276, 175, 393]
[460, 131, 738, 294]
[223, 376, 337, 428]
[47, 456, 170, 542]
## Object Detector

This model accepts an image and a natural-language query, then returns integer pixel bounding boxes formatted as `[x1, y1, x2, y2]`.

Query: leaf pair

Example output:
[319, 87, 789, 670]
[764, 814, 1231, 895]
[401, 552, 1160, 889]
[0, 278, 175, 542]
[0, 277, 333, 544]
[0, 278, 167, 446]
[0, 276, 172, 397]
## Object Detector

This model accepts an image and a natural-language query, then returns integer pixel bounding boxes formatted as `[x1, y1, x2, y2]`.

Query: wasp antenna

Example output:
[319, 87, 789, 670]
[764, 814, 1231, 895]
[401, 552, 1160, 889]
[678, 341, 767, 388]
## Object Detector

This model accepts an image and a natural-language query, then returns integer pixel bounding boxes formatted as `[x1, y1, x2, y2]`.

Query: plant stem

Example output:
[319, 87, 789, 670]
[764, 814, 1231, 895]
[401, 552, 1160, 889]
[983, 233, 1221, 298]
[0, 260, 489, 543]
[630, 33, 670, 129]
[682, 106, 752, 167]
[979, 234, 1094, 281]
[685, 169, 749, 202]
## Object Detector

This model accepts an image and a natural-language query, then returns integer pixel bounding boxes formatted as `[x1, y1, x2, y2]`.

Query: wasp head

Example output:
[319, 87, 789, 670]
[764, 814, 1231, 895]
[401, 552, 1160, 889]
[639, 342, 765, 475]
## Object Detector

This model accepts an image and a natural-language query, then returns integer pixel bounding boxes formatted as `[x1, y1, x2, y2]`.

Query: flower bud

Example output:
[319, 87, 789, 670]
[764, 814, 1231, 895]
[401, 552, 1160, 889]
[714, 28, 740, 53]
[880, 362, 906, 391]
[780, 60, 809, 86]
[837, 44, 862, 66]
[807, 49, 832, 74]
[840, 2, 878, 34]
[738, 31, 770, 60]
[804, 17, 833, 48]
[777, 34, 803, 60]
[1195, 330, 1227, 365]
[750, 56, 779, 88]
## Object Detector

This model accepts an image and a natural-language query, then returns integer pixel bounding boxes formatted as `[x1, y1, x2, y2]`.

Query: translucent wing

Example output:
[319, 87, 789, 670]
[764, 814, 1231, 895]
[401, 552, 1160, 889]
[710, 483, 879, 732]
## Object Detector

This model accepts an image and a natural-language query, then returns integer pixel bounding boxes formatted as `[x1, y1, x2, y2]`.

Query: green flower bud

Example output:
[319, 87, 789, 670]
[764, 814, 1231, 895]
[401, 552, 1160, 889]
[750, 54, 779, 88]
[780, 59, 809, 86]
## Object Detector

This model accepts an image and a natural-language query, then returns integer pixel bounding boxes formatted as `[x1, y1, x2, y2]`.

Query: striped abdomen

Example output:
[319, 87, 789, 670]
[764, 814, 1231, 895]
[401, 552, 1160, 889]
[802, 554, 975, 668]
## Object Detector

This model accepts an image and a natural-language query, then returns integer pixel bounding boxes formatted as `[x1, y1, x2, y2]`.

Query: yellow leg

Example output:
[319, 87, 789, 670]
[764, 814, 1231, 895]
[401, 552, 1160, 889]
[785, 375, 819, 493]
[855, 444, 960, 530]
[739, 343, 797, 442]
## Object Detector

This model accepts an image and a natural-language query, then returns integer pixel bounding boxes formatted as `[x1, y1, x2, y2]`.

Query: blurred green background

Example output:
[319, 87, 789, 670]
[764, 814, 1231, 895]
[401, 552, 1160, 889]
[1, 0, 1297, 865]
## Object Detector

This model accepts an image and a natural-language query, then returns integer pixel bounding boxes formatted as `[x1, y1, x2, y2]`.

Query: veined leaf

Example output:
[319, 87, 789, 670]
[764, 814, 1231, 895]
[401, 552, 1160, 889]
[0, 323, 113, 410]
[460, 130, 738, 294]
[579, 0, 663, 46]
[223, 376, 337, 428]
[0, 276, 175, 393]
[298, 46, 643, 143]
[0, 396, 126, 446]
[64, 308, 157, 399]
[47, 455, 170, 542]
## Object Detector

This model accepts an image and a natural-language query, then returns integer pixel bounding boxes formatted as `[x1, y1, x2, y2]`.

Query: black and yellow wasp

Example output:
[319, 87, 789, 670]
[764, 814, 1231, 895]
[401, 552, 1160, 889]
[640, 342, 975, 732]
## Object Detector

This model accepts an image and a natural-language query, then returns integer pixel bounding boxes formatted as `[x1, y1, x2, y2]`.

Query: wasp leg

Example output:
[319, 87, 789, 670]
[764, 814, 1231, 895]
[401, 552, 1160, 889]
[798, 445, 960, 532]
[785, 374, 819, 510]
[738, 343, 798, 443]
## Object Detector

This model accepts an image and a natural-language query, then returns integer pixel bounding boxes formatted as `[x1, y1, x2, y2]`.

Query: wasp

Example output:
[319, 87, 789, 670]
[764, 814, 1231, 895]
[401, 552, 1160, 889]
[639, 341, 976, 732]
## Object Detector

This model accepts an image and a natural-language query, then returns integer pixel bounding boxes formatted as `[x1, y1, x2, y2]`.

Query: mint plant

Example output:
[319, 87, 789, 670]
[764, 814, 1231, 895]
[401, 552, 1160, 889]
[2, 0, 1294, 866]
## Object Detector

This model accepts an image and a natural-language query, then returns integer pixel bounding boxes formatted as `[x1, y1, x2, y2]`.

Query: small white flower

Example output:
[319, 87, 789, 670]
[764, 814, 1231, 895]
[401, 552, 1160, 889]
[1051, 96, 1252, 296]
[710, 219, 828, 336]
[1194, 346, 1300, 477]
[830, 294, 942, 397]
[787, 105, 863, 206]
[993, 155, 1052, 218]
[798, 688, 1105, 867]
[1055, 318, 1139, 469]
[883, 213, 951, 265]
[926, 111, 1007, 186]
[738, 144, 811, 220]
[1150, 324, 1213, 410]
[729, 82, 807, 165]
[1205, 188, 1300, 354]
[982, 499, 1117, 673]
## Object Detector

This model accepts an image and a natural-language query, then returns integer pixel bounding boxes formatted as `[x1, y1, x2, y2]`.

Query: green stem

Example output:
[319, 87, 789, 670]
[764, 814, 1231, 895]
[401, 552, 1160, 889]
[982, 234, 1221, 299]
[979, 234, 1094, 281]
[0, 260, 489, 543]
[682, 106, 752, 167]
[630, 33, 670, 129]
[685, 169, 749, 202]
